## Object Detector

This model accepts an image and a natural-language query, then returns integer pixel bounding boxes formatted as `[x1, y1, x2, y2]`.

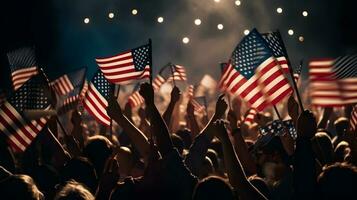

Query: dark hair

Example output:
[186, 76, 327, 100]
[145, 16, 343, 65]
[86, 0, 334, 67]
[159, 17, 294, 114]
[312, 132, 334, 166]
[193, 176, 235, 200]
[0, 174, 43, 200]
[248, 175, 271, 199]
[175, 129, 192, 149]
[334, 117, 349, 136]
[206, 149, 219, 172]
[171, 134, 184, 155]
[317, 162, 357, 199]
[61, 157, 98, 193]
[54, 180, 94, 200]
[83, 135, 113, 176]
[334, 141, 349, 162]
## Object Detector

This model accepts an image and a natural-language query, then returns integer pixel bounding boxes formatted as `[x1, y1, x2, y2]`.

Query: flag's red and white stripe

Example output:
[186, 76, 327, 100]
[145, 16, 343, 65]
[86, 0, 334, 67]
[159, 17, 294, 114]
[0, 102, 47, 152]
[350, 105, 357, 131]
[276, 57, 290, 74]
[83, 83, 111, 126]
[243, 108, 258, 125]
[191, 99, 205, 113]
[168, 65, 187, 81]
[187, 85, 194, 99]
[293, 73, 300, 83]
[96, 51, 150, 84]
[152, 75, 166, 91]
[219, 57, 292, 111]
[128, 91, 144, 107]
[80, 80, 89, 100]
[309, 59, 357, 106]
[11, 67, 38, 91]
[51, 75, 74, 95]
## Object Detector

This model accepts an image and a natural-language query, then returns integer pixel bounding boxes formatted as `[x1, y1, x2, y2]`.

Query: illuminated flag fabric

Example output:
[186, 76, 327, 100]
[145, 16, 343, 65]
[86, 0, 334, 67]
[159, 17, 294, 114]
[293, 63, 302, 83]
[56, 68, 86, 114]
[191, 96, 206, 113]
[7, 47, 39, 91]
[0, 74, 51, 152]
[261, 31, 290, 74]
[128, 84, 144, 107]
[51, 68, 86, 95]
[167, 65, 187, 82]
[350, 105, 357, 131]
[152, 64, 171, 91]
[83, 70, 114, 126]
[187, 85, 194, 99]
[309, 56, 357, 106]
[243, 108, 258, 125]
[80, 80, 89, 100]
[219, 29, 293, 111]
[96, 44, 151, 85]
[259, 119, 297, 139]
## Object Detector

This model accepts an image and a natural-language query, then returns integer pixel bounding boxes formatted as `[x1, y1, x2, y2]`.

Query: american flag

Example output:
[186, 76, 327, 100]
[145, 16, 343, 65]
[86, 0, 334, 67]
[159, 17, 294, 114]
[128, 84, 144, 107]
[96, 44, 151, 85]
[219, 29, 293, 111]
[309, 56, 357, 106]
[243, 108, 258, 125]
[80, 80, 89, 99]
[191, 96, 206, 113]
[56, 68, 86, 114]
[152, 64, 171, 91]
[262, 31, 290, 74]
[83, 70, 114, 126]
[259, 119, 297, 139]
[187, 85, 194, 99]
[167, 65, 187, 82]
[293, 63, 302, 83]
[349, 105, 357, 131]
[51, 68, 86, 95]
[0, 74, 51, 152]
[7, 47, 39, 91]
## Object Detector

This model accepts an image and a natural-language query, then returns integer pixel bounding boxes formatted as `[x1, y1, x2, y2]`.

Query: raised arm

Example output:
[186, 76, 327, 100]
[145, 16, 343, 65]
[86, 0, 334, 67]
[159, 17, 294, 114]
[139, 83, 174, 157]
[293, 110, 317, 198]
[186, 101, 200, 138]
[107, 96, 150, 161]
[162, 86, 181, 129]
[212, 120, 267, 200]
[317, 107, 332, 129]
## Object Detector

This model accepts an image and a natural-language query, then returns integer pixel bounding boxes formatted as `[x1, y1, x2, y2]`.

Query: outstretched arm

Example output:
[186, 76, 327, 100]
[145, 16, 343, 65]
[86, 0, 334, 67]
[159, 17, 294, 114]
[162, 86, 181, 129]
[186, 101, 200, 138]
[212, 120, 267, 200]
[139, 83, 174, 157]
[107, 97, 150, 161]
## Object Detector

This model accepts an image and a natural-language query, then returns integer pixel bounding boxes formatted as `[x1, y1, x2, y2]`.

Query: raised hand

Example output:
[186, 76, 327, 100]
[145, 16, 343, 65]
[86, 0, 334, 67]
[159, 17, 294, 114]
[139, 83, 154, 104]
[227, 109, 238, 130]
[215, 94, 228, 119]
[187, 100, 194, 115]
[212, 119, 229, 140]
[96, 155, 120, 199]
[288, 95, 299, 123]
[171, 86, 181, 103]
[297, 110, 317, 139]
[106, 96, 122, 119]
[71, 109, 82, 125]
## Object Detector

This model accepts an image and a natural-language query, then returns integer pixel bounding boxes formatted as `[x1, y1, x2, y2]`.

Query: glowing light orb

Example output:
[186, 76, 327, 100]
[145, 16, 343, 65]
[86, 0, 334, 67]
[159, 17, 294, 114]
[217, 24, 224, 30]
[302, 11, 308, 17]
[157, 17, 164, 23]
[235, 0, 241, 6]
[132, 9, 138, 15]
[84, 18, 90, 24]
[244, 29, 250, 35]
[288, 29, 294, 35]
[182, 37, 190, 44]
[277, 7, 283, 14]
[214, 0, 220, 3]
[194, 19, 201, 26]
[108, 13, 114, 19]
[299, 36, 304, 42]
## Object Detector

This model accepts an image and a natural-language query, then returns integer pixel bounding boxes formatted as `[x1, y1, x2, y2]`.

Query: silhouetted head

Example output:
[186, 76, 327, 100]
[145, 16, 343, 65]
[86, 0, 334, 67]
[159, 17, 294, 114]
[0, 174, 43, 200]
[117, 146, 134, 177]
[334, 141, 350, 162]
[312, 132, 334, 166]
[83, 135, 113, 176]
[193, 176, 235, 200]
[198, 156, 214, 179]
[206, 149, 219, 172]
[171, 134, 184, 155]
[31, 164, 59, 199]
[175, 129, 192, 149]
[248, 175, 271, 199]
[334, 117, 349, 136]
[54, 180, 94, 200]
[317, 162, 357, 199]
[61, 157, 98, 193]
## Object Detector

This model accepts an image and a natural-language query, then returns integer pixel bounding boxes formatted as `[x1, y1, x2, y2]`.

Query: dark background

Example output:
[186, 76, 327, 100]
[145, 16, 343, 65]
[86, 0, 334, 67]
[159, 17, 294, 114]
[1, 0, 356, 92]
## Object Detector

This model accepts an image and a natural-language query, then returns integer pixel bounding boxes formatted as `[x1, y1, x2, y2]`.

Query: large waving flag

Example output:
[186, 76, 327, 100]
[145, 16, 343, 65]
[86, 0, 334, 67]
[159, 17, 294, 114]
[7, 47, 39, 91]
[261, 31, 290, 74]
[0, 74, 51, 152]
[83, 70, 114, 126]
[309, 55, 357, 106]
[51, 68, 86, 95]
[219, 29, 293, 111]
[96, 43, 151, 85]
[167, 64, 187, 82]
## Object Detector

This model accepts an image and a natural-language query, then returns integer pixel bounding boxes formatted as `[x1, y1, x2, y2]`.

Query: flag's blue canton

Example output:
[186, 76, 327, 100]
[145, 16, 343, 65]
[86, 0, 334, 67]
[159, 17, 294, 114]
[259, 119, 297, 138]
[262, 32, 286, 58]
[232, 29, 272, 79]
[8, 75, 50, 112]
[295, 63, 302, 75]
[132, 45, 150, 71]
[92, 71, 113, 99]
[68, 68, 86, 88]
[7, 47, 37, 72]
[332, 55, 357, 79]
[283, 120, 297, 139]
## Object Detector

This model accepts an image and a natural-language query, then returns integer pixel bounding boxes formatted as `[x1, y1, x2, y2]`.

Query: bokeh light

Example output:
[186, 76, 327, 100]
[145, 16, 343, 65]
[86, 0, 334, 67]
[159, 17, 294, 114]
[302, 11, 308, 17]
[108, 13, 114, 19]
[277, 7, 283, 14]
[217, 24, 224, 30]
[194, 19, 201, 26]
[132, 9, 138, 15]
[157, 17, 164, 23]
[182, 37, 190, 44]
[214, 0, 220, 3]
[299, 36, 304, 42]
[244, 29, 250, 35]
[235, 0, 241, 6]
[83, 17, 90, 24]
[288, 29, 294, 35]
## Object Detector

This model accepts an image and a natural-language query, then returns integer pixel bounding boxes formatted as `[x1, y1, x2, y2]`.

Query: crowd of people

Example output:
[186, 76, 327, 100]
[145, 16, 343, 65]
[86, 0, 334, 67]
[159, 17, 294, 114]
[0, 82, 357, 200]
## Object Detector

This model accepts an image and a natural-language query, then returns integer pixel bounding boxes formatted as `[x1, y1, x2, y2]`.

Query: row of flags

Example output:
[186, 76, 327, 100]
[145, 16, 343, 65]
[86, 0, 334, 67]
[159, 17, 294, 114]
[2, 27, 357, 153]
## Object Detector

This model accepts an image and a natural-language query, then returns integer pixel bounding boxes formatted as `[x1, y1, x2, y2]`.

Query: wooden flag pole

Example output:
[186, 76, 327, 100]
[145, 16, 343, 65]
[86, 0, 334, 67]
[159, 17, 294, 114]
[109, 85, 120, 136]
[148, 39, 153, 85]
[273, 105, 282, 121]
[275, 30, 304, 112]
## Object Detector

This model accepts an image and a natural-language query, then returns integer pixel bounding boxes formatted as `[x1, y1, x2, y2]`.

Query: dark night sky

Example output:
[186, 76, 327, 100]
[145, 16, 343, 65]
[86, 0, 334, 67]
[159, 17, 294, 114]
[1, 0, 357, 92]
